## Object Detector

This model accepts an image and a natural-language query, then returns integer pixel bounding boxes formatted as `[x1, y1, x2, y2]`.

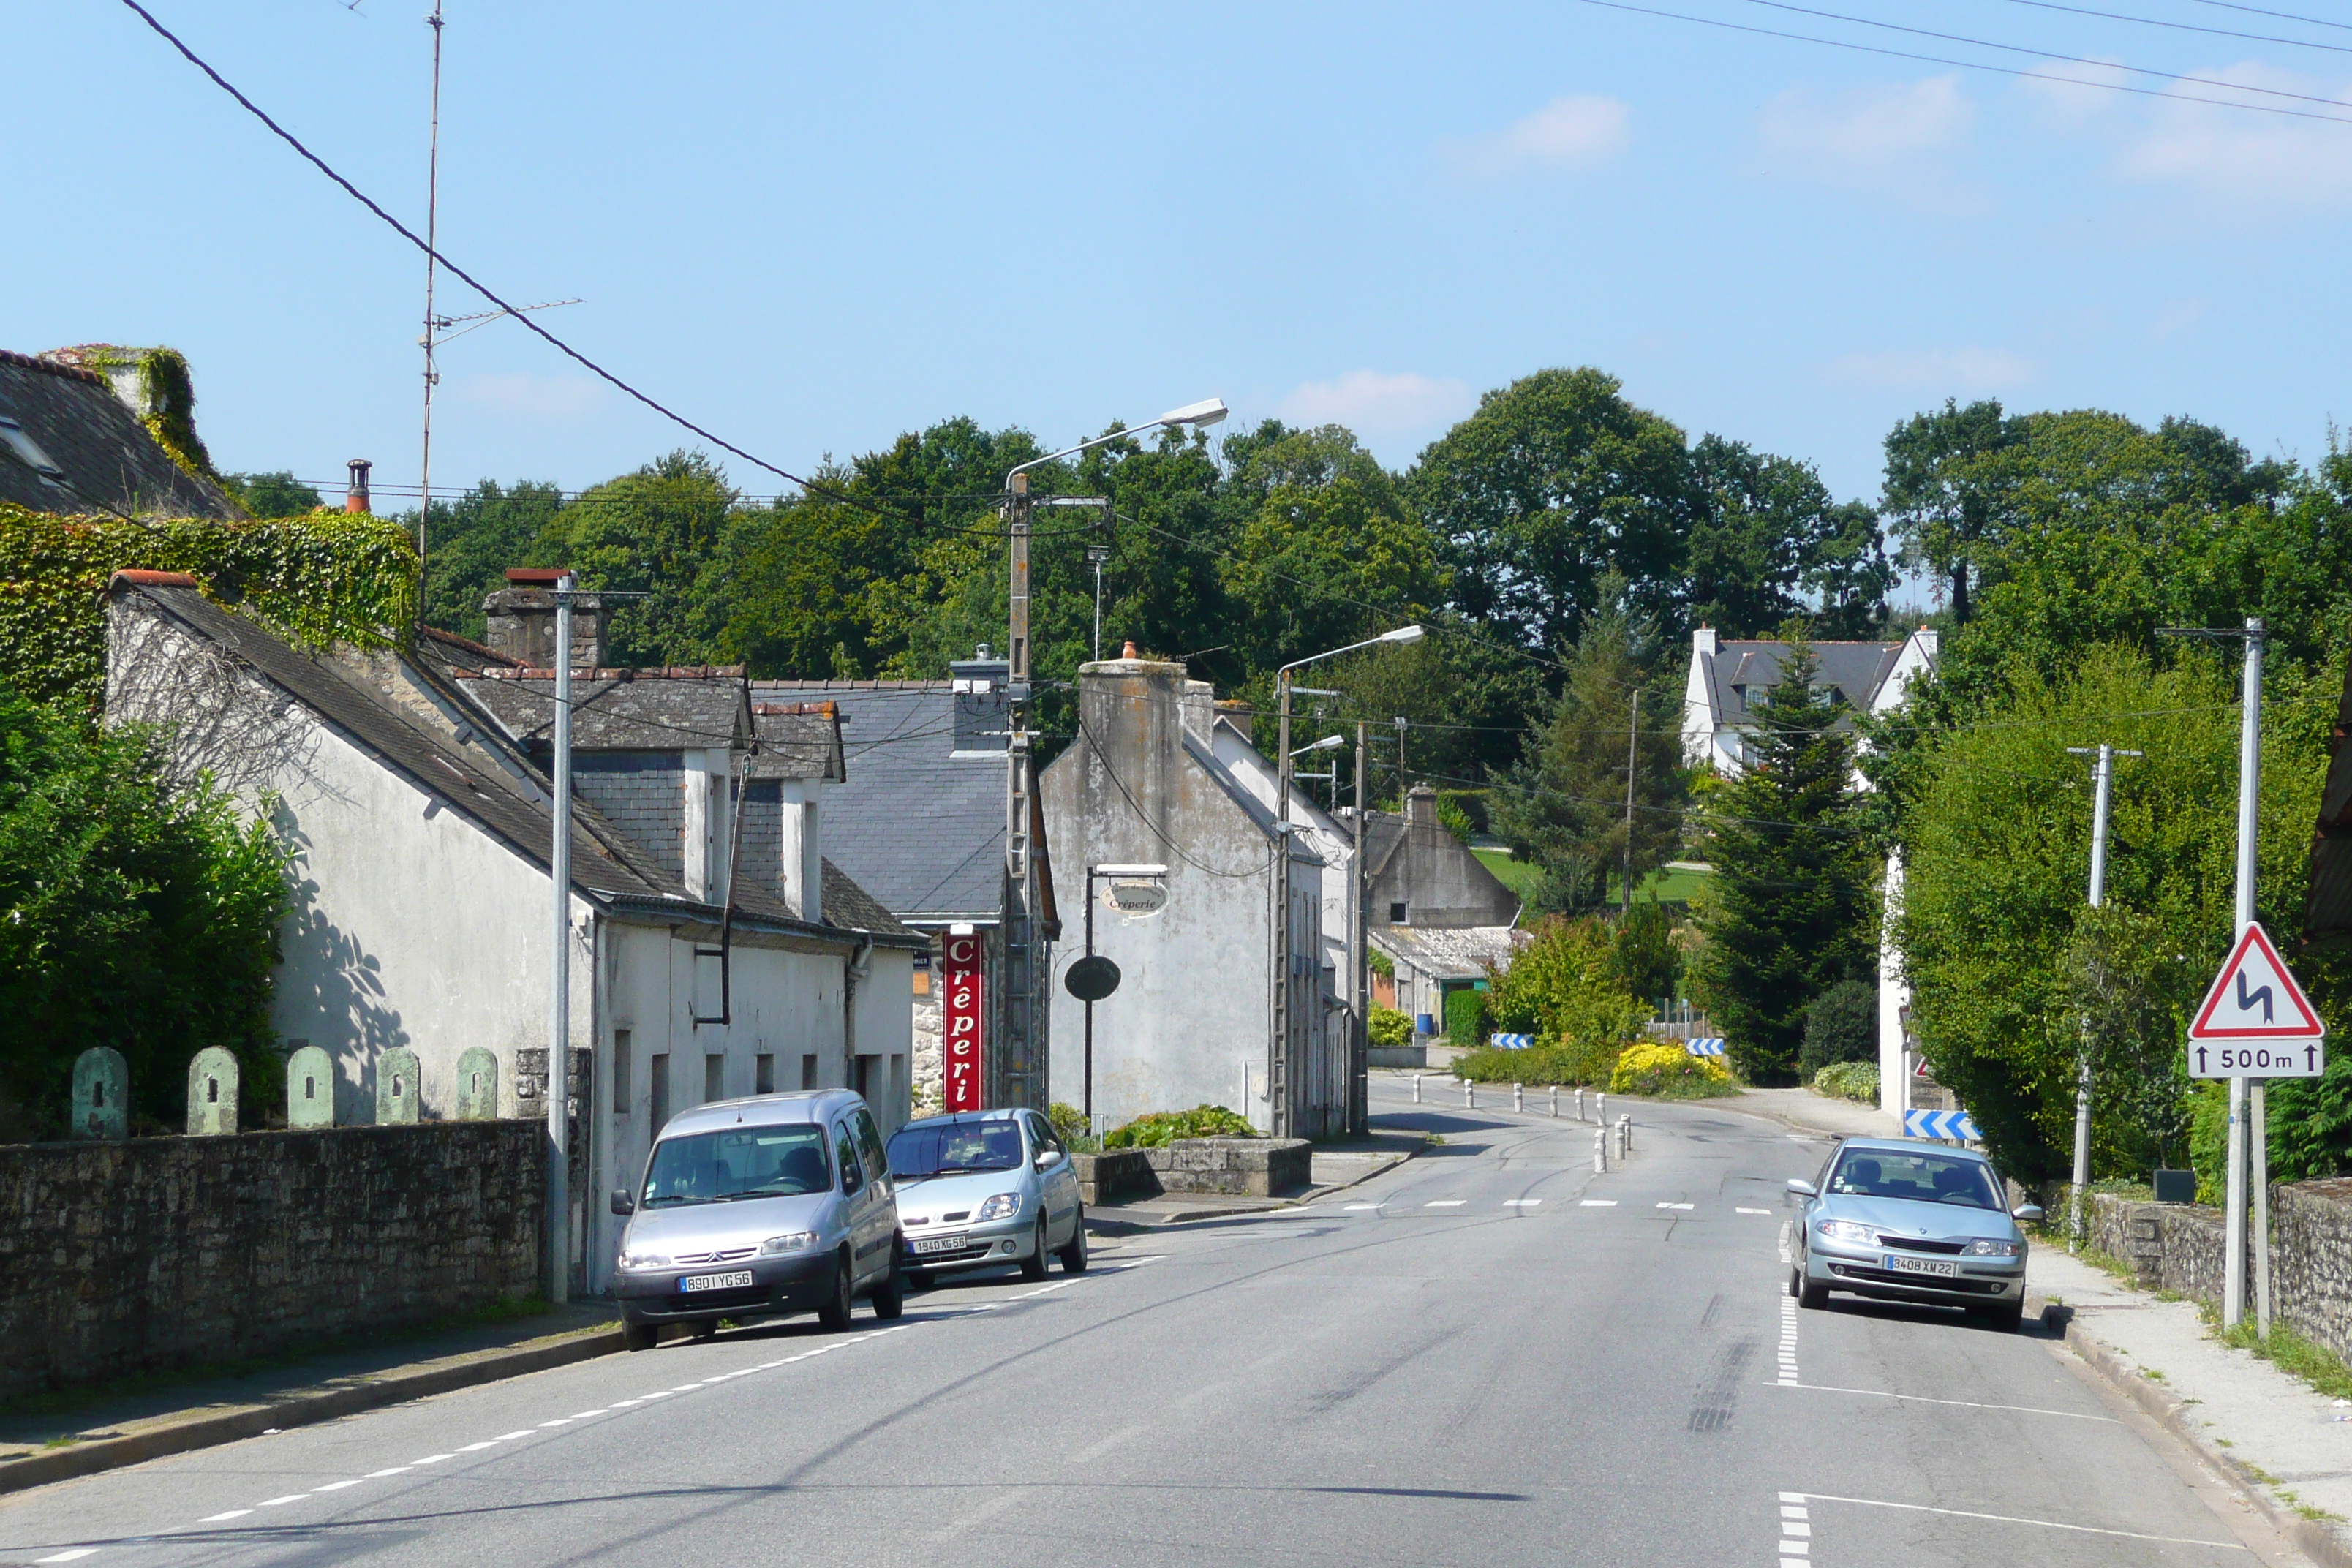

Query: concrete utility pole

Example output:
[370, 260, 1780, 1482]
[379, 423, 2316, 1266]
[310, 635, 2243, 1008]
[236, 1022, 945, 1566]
[2064, 742, 2141, 1251]
[1087, 543, 1110, 663]
[1621, 687, 1639, 916]
[2234, 619, 2269, 1333]
[546, 572, 573, 1304]
[1354, 721, 1371, 1137]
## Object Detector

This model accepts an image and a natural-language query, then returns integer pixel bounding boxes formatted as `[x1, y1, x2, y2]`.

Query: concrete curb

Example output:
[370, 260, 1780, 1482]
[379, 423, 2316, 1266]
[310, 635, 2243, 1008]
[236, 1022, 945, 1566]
[2029, 1292, 2352, 1568]
[0, 1325, 624, 1498]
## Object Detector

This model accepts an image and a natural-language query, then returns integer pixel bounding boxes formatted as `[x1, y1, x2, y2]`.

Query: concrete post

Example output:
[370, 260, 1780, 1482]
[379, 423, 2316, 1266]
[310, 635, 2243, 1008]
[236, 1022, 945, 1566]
[1514, 1083, 1523, 1113]
[1550, 1085, 1559, 1117]
[1594, 1128, 1606, 1172]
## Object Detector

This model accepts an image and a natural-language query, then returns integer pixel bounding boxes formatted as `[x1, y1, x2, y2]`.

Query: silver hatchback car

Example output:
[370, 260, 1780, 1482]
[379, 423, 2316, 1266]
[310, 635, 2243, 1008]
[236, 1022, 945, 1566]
[608, 1089, 902, 1350]
[884, 1108, 1087, 1284]
[1787, 1137, 2044, 1331]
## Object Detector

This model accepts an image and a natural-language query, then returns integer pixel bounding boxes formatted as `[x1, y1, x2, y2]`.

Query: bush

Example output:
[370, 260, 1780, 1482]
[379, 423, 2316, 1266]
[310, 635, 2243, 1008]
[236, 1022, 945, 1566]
[1800, 979, 1878, 1077]
[1485, 915, 1646, 1064]
[1610, 1041, 1737, 1098]
[1104, 1104, 1257, 1148]
[1455, 1036, 1621, 1087]
[1444, 987, 1488, 1046]
[1368, 1005, 1411, 1049]
[1812, 1060, 1880, 1104]
[1048, 1101, 1094, 1150]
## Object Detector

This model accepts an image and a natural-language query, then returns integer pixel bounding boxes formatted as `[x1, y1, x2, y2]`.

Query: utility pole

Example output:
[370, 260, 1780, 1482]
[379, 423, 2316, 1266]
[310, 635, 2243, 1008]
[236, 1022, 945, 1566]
[417, 1, 445, 574]
[2236, 619, 2269, 1333]
[1273, 670, 1294, 1137]
[2063, 742, 2141, 1250]
[1395, 715, 1409, 798]
[1621, 687, 1639, 916]
[546, 571, 573, 1305]
[1353, 720, 1370, 1137]
[1087, 543, 1110, 663]
[1000, 474, 1041, 1112]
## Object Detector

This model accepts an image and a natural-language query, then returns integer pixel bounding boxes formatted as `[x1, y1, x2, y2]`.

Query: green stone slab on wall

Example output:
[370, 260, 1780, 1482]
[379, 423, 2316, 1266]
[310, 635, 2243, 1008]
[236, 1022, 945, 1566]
[186, 1047, 238, 1136]
[71, 1047, 127, 1140]
[377, 1046, 421, 1124]
[286, 1044, 335, 1129]
[455, 1047, 498, 1120]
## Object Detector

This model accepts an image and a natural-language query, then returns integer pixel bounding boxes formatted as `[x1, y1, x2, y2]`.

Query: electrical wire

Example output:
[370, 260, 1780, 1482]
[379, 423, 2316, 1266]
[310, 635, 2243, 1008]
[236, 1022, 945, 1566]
[1579, 0, 2352, 125]
[1997, 0, 2352, 56]
[2193, 0, 2352, 34]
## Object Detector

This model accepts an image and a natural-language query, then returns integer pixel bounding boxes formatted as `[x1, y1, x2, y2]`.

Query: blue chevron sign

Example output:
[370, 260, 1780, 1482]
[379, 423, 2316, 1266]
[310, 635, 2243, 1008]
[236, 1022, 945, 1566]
[1905, 1108, 1980, 1142]
[1686, 1038, 1725, 1057]
[1488, 1033, 1534, 1050]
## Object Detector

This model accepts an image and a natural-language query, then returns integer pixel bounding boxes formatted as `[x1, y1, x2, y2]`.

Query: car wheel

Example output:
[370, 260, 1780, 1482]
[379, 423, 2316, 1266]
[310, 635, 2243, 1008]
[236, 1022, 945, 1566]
[622, 1319, 658, 1353]
[1972, 1299, 2026, 1332]
[817, 1249, 855, 1331]
[1019, 1215, 1051, 1281]
[870, 1240, 906, 1320]
[1787, 1263, 1801, 1300]
[1058, 1207, 1089, 1274]
[1798, 1264, 1830, 1311]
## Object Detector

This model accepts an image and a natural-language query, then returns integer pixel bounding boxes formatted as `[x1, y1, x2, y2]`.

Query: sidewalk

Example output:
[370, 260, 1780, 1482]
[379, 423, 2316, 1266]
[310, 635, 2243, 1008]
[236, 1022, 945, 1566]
[1084, 1130, 1424, 1232]
[1726, 1085, 1899, 1140]
[0, 1300, 621, 1496]
[2029, 1245, 2352, 1567]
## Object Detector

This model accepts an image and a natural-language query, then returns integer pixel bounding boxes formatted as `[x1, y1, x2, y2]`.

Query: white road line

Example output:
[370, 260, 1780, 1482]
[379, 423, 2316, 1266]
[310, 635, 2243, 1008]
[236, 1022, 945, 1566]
[37, 1551, 99, 1563]
[257, 1494, 309, 1507]
[1738, 1207, 1772, 1215]
[1345, 1203, 1381, 1210]
[491, 1430, 536, 1441]
[1580, 1199, 1617, 1207]
[1504, 1199, 1541, 1207]
[412, 1454, 454, 1465]
[1778, 1294, 1801, 1387]
[366, 1467, 412, 1477]
[313, 1480, 364, 1492]
[1425, 1200, 1466, 1207]
[538, 1419, 573, 1427]
[1768, 1383, 2120, 1422]
[455, 1441, 498, 1452]
[1796, 1493, 2250, 1548]
[199, 1511, 252, 1523]
[1068, 1423, 1146, 1463]
[1656, 1202, 1694, 1210]
[1779, 1493, 1812, 1562]
[930, 1488, 1025, 1542]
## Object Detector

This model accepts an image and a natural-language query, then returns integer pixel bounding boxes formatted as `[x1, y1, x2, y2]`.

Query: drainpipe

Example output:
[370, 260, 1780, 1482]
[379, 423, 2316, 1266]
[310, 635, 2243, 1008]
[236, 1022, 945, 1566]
[843, 935, 873, 1094]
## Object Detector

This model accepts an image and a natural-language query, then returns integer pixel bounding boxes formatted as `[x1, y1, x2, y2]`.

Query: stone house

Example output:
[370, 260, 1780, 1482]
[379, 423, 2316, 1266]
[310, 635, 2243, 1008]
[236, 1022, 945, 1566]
[0, 346, 241, 517]
[104, 569, 924, 1294]
[1681, 625, 1941, 1115]
[1361, 785, 1526, 1033]
[1039, 650, 1341, 1139]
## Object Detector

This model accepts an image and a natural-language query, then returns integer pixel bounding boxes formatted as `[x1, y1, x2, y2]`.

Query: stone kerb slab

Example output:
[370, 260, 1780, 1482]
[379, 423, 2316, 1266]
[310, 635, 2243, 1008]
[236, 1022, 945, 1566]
[186, 1048, 238, 1136]
[455, 1048, 499, 1121]
[70, 1047, 127, 1140]
[1141, 1137, 1313, 1197]
[377, 1047, 421, 1124]
[286, 1046, 334, 1129]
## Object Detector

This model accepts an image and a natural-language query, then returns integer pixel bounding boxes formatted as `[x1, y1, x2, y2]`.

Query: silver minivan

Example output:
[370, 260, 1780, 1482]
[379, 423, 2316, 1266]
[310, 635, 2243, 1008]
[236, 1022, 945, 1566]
[609, 1089, 902, 1351]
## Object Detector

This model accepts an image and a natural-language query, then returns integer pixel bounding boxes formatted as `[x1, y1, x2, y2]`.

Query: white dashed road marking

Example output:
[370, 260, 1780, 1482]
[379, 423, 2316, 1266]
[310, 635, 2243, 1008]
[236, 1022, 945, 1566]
[1738, 1207, 1772, 1215]
[1779, 1491, 1812, 1563]
[1425, 1200, 1466, 1208]
[1345, 1203, 1381, 1210]
[1656, 1202, 1694, 1210]
[37, 1551, 99, 1564]
[1778, 1293, 1800, 1387]
[1770, 1383, 2119, 1422]
[1793, 1492, 2250, 1549]
[1504, 1199, 1541, 1207]
[198, 1511, 250, 1523]
[1580, 1199, 1617, 1207]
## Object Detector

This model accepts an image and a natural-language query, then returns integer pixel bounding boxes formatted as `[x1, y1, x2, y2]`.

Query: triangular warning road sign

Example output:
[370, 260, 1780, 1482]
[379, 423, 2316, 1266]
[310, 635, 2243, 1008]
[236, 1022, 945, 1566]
[2188, 923, 2326, 1041]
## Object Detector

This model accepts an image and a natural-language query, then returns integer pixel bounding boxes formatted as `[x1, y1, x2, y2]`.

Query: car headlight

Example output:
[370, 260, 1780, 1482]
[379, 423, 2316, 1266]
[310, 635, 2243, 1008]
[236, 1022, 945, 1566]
[973, 1193, 1022, 1223]
[1964, 1237, 2023, 1257]
[1817, 1218, 1875, 1244]
[617, 1251, 669, 1271]
[759, 1232, 818, 1256]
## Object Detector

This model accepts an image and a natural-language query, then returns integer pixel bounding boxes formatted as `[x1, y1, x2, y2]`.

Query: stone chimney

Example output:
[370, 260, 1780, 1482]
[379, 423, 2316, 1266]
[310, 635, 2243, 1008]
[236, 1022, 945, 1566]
[1075, 644, 1192, 862]
[1178, 679, 1217, 747]
[483, 567, 611, 668]
[1407, 783, 1439, 826]
[949, 645, 1010, 755]
[344, 459, 371, 515]
[1693, 625, 1719, 658]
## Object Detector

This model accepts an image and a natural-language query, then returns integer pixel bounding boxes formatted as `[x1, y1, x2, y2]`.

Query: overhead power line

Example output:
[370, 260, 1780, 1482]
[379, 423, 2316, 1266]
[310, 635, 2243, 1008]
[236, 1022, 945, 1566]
[2193, 0, 2352, 35]
[1579, 0, 2352, 126]
[1999, 0, 2352, 55]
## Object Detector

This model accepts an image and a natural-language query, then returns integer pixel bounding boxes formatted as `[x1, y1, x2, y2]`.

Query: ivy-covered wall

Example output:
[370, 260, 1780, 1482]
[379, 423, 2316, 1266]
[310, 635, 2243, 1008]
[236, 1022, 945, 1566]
[0, 504, 419, 710]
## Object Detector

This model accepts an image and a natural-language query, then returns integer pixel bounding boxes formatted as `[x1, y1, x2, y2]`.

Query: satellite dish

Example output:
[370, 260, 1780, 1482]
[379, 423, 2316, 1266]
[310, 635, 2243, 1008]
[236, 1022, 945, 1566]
[1065, 954, 1122, 1003]
[1102, 879, 1168, 916]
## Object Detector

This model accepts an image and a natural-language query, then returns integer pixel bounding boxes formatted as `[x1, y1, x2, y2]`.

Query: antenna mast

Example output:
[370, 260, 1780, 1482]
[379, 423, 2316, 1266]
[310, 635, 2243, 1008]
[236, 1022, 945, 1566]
[418, 0, 445, 584]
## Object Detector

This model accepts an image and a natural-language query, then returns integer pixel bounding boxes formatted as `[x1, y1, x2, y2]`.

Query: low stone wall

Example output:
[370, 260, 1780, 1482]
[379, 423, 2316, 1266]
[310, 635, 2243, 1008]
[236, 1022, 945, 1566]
[1368, 1046, 1426, 1068]
[1072, 1150, 1158, 1207]
[2084, 1191, 2229, 1303]
[1143, 1137, 1312, 1198]
[0, 1121, 545, 1401]
[2084, 1183, 2352, 1366]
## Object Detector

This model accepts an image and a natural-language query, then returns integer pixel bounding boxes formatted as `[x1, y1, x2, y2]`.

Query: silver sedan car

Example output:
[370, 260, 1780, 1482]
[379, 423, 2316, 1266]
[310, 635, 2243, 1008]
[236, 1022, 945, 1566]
[884, 1108, 1087, 1284]
[1787, 1137, 2044, 1331]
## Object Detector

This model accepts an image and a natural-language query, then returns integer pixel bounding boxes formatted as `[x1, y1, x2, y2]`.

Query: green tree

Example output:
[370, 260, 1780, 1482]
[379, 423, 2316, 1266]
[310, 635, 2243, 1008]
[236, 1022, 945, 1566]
[1490, 600, 1686, 913]
[538, 451, 735, 666]
[1610, 900, 1682, 1004]
[1799, 979, 1877, 1077]
[1686, 437, 1891, 638]
[413, 479, 570, 641]
[1880, 397, 2019, 622]
[0, 686, 287, 1139]
[1477, 914, 1648, 1082]
[1692, 644, 1874, 1084]
[1407, 367, 1695, 653]
[222, 471, 323, 519]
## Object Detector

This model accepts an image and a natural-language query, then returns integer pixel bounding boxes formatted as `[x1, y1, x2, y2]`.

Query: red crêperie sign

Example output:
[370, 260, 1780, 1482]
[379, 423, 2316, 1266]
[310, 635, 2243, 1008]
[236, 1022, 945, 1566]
[943, 932, 985, 1112]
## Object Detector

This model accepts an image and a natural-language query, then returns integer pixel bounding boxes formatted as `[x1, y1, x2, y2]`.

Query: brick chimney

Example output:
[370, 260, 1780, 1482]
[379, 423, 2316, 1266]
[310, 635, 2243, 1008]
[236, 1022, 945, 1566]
[483, 568, 611, 668]
[344, 459, 372, 514]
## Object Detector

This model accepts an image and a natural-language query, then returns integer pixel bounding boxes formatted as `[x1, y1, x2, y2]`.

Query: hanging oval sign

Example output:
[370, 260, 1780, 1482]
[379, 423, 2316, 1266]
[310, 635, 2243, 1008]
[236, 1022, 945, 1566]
[1102, 879, 1168, 916]
[1064, 954, 1122, 1003]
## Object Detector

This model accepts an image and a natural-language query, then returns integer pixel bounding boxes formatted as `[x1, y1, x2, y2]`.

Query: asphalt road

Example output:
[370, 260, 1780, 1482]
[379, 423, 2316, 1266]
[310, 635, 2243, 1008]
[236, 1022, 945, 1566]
[0, 1079, 2309, 1568]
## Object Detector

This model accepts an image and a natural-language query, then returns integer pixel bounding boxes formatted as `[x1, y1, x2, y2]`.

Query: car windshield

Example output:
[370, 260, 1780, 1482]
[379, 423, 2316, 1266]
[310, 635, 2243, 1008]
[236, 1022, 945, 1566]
[641, 1125, 831, 1209]
[1828, 1149, 2003, 1210]
[886, 1120, 1025, 1178]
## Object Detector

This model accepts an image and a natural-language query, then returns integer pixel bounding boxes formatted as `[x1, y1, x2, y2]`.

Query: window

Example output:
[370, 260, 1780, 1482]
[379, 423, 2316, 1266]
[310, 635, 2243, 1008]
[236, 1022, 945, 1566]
[612, 1030, 632, 1114]
[1388, 902, 1408, 924]
[650, 1054, 671, 1131]
[854, 1053, 874, 1100]
[853, 1108, 889, 1180]
[801, 1053, 818, 1090]
[641, 1124, 831, 1208]
[0, 416, 64, 480]
[834, 1123, 865, 1195]
[755, 1053, 775, 1095]
[1027, 1112, 1060, 1157]
[704, 1053, 725, 1101]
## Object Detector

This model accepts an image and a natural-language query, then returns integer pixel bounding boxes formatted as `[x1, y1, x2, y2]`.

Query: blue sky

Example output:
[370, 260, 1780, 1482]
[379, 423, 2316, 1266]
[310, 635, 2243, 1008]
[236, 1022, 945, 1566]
[13, 1, 2352, 512]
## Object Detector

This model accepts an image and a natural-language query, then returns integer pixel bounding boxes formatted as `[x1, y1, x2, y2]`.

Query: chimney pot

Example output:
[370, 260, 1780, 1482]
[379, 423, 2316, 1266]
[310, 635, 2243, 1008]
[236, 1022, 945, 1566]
[1121, 640, 1139, 659]
[345, 459, 372, 514]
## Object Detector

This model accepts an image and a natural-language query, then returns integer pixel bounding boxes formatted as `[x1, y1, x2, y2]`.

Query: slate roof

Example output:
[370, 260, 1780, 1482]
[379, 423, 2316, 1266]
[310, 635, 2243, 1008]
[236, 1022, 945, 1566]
[0, 350, 239, 518]
[749, 680, 1003, 924]
[453, 668, 750, 752]
[1371, 923, 1530, 981]
[752, 703, 847, 782]
[1696, 639, 1905, 728]
[105, 575, 919, 948]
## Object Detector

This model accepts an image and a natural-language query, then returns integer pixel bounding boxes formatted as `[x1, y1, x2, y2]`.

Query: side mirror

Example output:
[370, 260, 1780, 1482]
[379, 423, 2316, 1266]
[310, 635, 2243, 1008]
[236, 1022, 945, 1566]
[2013, 1205, 2045, 1224]
[610, 1189, 635, 1216]
[1786, 1178, 1817, 1197]
[1036, 1150, 1062, 1169]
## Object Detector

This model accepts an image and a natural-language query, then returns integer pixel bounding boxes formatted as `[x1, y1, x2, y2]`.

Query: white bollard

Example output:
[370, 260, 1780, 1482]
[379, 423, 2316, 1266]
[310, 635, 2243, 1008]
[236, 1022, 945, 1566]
[1513, 1083, 1524, 1113]
[1413, 1073, 1422, 1104]
[1468, 1082, 1477, 1110]
[1597, 1092, 1607, 1127]
[1550, 1085, 1559, 1118]
[1575, 1088, 1586, 1122]
[1594, 1127, 1607, 1172]
[1624, 1109, 1634, 1152]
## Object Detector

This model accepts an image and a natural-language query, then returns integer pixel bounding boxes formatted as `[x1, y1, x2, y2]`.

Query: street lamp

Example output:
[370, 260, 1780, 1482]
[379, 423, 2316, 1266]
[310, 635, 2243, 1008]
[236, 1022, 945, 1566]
[994, 398, 1226, 1115]
[1267, 624, 1424, 1139]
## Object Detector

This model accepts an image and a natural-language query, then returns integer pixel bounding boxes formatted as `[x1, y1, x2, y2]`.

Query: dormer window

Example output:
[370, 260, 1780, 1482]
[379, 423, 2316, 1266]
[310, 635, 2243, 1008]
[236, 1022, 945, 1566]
[0, 416, 64, 483]
[1389, 901, 1408, 924]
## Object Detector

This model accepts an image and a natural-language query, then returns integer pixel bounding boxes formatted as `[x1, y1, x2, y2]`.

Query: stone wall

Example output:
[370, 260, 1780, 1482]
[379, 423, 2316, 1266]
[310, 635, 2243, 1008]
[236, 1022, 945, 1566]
[2084, 1191, 2230, 1303]
[1071, 1150, 1158, 1207]
[2084, 1183, 2352, 1366]
[911, 986, 943, 1117]
[0, 1121, 544, 1401]
[1142, 1137, 1312, 1198]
